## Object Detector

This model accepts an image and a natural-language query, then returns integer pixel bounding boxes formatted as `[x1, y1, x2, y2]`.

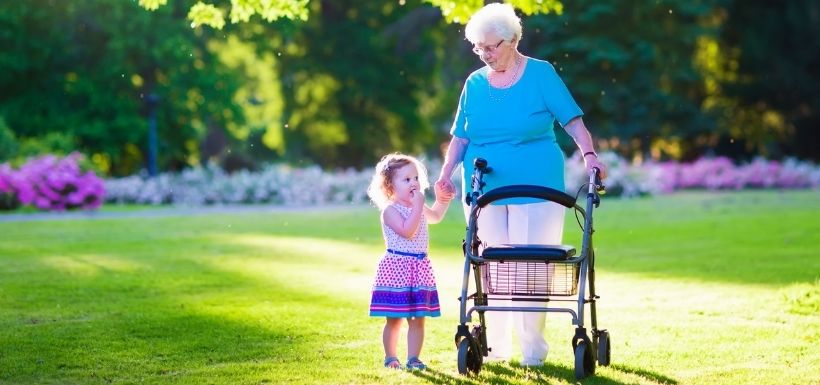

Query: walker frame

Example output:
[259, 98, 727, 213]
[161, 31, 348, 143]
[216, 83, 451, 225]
[453, 158, 610, 379]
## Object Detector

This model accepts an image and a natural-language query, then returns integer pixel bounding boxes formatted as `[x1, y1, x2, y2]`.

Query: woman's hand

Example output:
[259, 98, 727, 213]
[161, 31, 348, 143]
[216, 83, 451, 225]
[436, 136, 468, 198]
[434, 180, 456, 203]
[435, 177, 456, 198]
[584, 154, 608, 179]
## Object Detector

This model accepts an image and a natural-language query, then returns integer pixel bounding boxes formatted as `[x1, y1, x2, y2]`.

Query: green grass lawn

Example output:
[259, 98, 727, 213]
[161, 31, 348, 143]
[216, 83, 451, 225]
[1, 190, 818, 385]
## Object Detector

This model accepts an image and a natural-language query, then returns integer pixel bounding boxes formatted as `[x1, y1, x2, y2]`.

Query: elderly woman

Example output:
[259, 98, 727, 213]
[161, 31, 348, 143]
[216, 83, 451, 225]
[435, 3, 608, 367]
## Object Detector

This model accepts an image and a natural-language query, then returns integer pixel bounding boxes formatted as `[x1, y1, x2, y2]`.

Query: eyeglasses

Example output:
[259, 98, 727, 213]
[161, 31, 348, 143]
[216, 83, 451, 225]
[472, 39, 506, 55]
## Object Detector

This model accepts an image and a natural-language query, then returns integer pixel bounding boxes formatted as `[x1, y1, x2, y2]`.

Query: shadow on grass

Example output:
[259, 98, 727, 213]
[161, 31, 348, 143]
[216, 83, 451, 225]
[411, 361, 678, 384]
[0, 223, 376, 383]
[0, 273, 315, 383]
[608, 363, 678, 384]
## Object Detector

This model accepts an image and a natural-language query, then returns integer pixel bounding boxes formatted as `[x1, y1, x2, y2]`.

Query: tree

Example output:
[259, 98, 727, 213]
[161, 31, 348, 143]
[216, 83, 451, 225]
[135, 1, 571, 167]
[138, 0, 563, 28]
[716, 0, 820, 161]
[138, 0, 730, 164]
[0, 1, 245, 175]
[522, 1, 721, 160]
[271, 0, 455, 167]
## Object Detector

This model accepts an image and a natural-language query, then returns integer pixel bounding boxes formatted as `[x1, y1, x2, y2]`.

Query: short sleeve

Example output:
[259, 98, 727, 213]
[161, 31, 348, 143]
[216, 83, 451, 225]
[450, 82, 468, 138]
[540, 62, 583, 127]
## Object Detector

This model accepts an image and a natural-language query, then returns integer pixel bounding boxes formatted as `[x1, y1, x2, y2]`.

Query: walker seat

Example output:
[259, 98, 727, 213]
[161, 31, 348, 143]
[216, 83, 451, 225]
[481, 244, 576, 261]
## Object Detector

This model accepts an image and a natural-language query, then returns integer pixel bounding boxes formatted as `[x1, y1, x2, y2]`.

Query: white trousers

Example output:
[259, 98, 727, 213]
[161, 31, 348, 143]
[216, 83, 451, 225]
[465, 201, 566, 364]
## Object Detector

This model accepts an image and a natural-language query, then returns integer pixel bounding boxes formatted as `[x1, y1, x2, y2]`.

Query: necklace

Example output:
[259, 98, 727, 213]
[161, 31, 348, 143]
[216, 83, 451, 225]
[487, 55, 522, 102]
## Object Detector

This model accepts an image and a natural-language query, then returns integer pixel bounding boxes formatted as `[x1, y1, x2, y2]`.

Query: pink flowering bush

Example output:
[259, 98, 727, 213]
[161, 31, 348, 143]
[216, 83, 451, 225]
[652, 156, 820, 192]
[566, 153, 820, 197]
[0, 153, 105, 211]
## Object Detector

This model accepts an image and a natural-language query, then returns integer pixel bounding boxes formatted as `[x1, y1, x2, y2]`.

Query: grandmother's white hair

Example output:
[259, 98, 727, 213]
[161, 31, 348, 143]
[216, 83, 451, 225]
[464, 3, 522, 44]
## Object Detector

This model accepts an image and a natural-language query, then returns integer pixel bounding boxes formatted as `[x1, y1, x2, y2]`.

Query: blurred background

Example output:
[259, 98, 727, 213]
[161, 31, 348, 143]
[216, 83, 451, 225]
[0, 0, 817, 209]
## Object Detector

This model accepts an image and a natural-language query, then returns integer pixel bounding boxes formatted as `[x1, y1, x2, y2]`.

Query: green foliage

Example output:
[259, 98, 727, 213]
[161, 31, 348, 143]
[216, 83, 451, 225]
[0, 0, 244, 175]
[140, 0, 310, 29]
[422, 0, 486, 24]
[717, 0, 820, 161]
[271, 0, 462, 167]
[0, 193, 20, 211]
[4, 0, 816, 175]
[137, 0, 167, 11]
[0, 117, 17, 161]
[524, 1, 720, 159]
[187, 2, 226, 29]
[230, 0, 310, 23]
[210, 35, 286, 154]
[17, 132, 76, 159]
[141, 0, 560, 28]
[0, 127, 81, 167]
[422, 0, 565, 24]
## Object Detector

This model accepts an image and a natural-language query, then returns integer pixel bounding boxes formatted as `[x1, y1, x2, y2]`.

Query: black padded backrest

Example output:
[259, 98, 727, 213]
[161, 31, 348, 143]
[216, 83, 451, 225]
[475, 185, 576, 208]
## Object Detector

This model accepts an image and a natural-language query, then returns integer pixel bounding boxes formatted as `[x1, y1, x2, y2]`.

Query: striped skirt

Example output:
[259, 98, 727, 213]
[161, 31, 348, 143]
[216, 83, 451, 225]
[369, 250, 440, 318]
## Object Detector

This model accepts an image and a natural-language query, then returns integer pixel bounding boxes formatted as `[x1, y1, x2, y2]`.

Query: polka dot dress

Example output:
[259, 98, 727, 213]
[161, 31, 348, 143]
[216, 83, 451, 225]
[369, 203, 441, 318]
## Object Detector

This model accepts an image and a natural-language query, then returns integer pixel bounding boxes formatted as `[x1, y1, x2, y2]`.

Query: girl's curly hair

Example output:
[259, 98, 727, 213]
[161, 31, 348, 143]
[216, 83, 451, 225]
[366, 153, 430, 210]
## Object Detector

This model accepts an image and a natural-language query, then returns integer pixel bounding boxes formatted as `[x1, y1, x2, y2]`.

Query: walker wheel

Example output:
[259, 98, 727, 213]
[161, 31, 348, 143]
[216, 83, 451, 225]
[596, 330, 611, 366]
[457, 337, 482, 375]
[574, 339, 595, 380]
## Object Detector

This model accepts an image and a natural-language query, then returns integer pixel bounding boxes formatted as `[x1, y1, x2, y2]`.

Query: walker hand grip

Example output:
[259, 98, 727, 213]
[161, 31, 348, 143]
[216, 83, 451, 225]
[592, 167, 606, 195]
[473, 158, 492, 174]
[467, 158, 492, 206]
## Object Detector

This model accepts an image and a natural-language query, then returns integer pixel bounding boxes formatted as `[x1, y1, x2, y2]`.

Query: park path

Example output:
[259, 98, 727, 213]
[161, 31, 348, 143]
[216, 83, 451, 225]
[0, 203, 366, 222]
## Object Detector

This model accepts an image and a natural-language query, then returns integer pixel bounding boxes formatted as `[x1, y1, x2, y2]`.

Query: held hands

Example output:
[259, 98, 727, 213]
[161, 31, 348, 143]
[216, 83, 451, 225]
[434, 178, 456, 204]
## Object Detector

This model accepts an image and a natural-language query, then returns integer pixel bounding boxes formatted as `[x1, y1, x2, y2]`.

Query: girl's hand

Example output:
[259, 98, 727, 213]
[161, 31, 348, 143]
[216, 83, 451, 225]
[435, 177, 456, 196]
[434, 181, 455, 203]
[410, 188, 424, 207]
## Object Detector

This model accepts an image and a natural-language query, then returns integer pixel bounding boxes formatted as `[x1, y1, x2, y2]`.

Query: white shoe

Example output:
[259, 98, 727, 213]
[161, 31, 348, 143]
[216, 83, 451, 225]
[520, 358, 543, 367]
[520, 341, 548, 367]
[484, 354, 510, 363]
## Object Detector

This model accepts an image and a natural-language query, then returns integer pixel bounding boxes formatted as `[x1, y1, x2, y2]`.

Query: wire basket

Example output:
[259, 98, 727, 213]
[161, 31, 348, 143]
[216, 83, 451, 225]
[482, 261, 579, 296]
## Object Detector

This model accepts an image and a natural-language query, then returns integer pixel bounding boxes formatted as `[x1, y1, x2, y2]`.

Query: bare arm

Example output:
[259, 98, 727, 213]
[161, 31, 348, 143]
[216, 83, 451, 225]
[435, 136, 469, 193]
[563, 117, 608, 179]
[423, 201, 450, 224]
[423, 181, 455, 224]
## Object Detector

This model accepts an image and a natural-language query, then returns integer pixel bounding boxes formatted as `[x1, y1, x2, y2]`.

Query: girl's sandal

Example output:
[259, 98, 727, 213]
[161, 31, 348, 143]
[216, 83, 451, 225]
[406, 356, 427, 371]
[384, 356, 402, 369]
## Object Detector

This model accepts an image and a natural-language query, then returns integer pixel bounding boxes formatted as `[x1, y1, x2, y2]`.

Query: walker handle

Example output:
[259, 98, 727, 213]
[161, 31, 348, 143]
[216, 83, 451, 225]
[466, 158, 492, 206]
[592, 167, 606, 195]
[589, 167, 605, 208]
[473, 157, 492, 174]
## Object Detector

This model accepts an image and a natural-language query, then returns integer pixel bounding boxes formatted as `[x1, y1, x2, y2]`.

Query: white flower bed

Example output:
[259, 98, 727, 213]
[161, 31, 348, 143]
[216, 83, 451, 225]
[104, 163, 374, 206]
[104, 155, 819, 206]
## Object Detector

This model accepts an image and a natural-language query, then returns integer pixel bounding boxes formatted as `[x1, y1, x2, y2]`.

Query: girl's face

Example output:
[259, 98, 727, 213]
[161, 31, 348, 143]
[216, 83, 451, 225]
[389, 163, 420, 205]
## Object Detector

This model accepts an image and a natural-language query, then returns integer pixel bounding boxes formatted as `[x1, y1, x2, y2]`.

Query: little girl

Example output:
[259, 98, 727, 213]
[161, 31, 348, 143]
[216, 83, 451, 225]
[367, 153, 455, 370]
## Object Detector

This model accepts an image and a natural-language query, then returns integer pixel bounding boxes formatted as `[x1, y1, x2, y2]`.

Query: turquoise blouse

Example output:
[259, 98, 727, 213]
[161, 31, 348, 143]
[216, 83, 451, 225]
[450, 57, 583, 204]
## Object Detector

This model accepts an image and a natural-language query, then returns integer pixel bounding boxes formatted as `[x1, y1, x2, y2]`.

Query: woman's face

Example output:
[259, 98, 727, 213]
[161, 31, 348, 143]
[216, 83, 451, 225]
[474, 32, 515, 71]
